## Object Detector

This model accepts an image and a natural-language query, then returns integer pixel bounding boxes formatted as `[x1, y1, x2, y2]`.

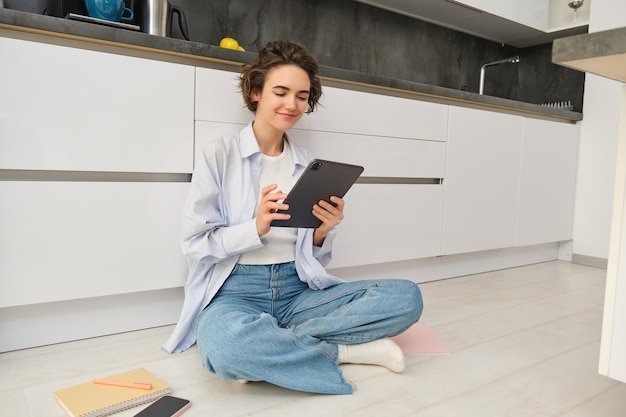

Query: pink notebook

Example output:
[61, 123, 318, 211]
[390, 324, 450, 355]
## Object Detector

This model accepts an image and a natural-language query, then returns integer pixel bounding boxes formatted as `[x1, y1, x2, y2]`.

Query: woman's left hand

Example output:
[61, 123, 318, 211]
[312, 196, 344, 246]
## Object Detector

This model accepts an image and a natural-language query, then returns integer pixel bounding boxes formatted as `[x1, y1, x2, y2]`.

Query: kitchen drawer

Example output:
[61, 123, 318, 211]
[195, 67, 250, 123]
[0, 37, 195, 173]
[0, 181, 188, 307]
[289, 128, 446, 178]
[296, 86, 449, 142]
[329, 183, 445, 268]
[195, 121, 446, 178]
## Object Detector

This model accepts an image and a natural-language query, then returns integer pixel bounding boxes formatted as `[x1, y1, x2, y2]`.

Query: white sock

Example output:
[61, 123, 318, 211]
[337, 339, 406, 373]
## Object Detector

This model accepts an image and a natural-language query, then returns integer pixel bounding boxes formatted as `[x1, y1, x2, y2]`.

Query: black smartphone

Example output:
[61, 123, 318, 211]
[133, 396, 191, 417]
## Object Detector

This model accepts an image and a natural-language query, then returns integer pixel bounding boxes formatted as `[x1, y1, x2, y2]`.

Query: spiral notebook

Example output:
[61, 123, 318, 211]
[54, 368, 172, 417]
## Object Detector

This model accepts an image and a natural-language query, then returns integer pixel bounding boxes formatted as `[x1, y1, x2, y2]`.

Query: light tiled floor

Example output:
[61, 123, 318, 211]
[2, 261, 625, 416]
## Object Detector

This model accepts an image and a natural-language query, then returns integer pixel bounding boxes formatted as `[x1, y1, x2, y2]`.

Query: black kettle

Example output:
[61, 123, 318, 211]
[137, 0, 189, 41]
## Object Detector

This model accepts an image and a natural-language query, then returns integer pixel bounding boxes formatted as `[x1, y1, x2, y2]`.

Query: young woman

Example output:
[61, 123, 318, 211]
[163, 40, 423, 395]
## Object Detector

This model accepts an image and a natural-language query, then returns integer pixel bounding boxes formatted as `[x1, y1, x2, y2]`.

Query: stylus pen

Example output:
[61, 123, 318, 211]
[92, 379, 152, 390]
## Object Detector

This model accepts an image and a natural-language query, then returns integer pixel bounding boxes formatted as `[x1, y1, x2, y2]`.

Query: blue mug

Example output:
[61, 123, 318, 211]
[84, 0, 134, 22]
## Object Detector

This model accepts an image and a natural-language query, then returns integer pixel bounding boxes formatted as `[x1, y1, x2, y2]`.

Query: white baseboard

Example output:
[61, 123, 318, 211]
[571, 253, 608, 269]
[0, 288, 184, 353]
[0, 243, 561, 353]
[328, 243, 560, 283]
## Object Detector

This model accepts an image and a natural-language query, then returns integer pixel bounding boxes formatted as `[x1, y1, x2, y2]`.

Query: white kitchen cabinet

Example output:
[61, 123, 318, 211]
[516, 119, 579, 246]
[329, 184, 445, 268]
[489, 0, 548, 30]
[448, 0, 585, 32]
[442, 106, 523, 255]
[458, 0, 551, 31]
[0, 181, 188, 307]
[548, 0, 591, 31]
[296, 86, 449, 141]
[288, 129, 446, 178]
[195, 67, 250, 123]
[0, 37, 195, 173]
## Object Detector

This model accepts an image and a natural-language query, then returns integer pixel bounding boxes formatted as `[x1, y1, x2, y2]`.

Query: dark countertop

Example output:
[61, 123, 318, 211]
[553, 26, 626, 84]
[1, 8, 582, 122]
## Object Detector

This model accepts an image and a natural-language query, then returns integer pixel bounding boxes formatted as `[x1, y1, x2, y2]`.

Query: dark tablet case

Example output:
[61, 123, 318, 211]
[271, 159, 364, 228]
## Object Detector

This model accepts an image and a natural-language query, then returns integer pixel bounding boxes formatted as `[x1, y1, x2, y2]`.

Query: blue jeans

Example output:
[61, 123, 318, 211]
[196, 262, 423, 394]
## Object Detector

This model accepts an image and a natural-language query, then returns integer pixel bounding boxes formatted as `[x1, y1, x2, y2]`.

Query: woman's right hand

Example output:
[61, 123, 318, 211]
[256, 184, 290, 236]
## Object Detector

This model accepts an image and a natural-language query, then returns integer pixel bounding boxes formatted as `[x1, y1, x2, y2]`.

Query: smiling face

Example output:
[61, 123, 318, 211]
[251, 64, 311, 135]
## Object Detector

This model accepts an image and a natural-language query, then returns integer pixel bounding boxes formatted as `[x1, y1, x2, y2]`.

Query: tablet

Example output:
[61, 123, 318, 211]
[271, 159, 364, 228]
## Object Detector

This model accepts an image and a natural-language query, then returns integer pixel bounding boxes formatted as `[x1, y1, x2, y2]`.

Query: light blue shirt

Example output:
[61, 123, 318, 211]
[162, 123, 344, 353]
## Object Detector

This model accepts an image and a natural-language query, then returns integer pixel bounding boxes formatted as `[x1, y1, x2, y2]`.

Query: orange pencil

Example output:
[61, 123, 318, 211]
[92, 379, 152, 390]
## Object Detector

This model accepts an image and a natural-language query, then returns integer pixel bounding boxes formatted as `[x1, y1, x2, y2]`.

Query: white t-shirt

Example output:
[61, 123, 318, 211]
[238, 140, 298, 265]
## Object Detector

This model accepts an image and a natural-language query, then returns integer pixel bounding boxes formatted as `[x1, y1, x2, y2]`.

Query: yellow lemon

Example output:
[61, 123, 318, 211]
[219, 37, 240, 50]
[238, 46, 245, 51]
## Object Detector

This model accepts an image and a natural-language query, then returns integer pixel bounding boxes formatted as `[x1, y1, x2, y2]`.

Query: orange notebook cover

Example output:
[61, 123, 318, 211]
[390, 324, 450, 355]
[54, 368, 172, 417]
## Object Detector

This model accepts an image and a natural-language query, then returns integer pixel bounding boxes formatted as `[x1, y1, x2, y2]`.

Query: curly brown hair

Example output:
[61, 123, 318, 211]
[239, 40, 322, 114]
